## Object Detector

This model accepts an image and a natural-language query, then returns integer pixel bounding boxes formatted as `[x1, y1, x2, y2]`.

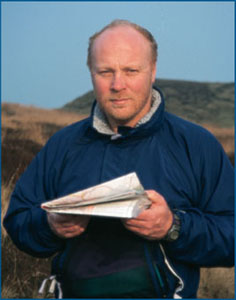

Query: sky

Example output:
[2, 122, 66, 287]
[1, 1, 235, 109]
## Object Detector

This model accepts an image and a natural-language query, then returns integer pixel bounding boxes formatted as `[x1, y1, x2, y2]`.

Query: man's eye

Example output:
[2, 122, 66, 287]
[99, 70, 112, 76]
[126, 69, 138, 74]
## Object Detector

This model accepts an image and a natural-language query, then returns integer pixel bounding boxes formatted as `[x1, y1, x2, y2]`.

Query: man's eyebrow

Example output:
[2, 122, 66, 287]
[95, 66, 114, 71]
[94, 64, 142, 72]
[123, 66, 140, 70]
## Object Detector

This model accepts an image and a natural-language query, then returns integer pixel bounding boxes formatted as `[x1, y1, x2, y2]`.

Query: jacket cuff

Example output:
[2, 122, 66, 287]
[35, 208, 65, 249]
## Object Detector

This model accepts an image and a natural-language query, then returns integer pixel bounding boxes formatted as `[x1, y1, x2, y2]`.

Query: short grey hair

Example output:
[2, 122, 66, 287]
[87, 19, 158, 69]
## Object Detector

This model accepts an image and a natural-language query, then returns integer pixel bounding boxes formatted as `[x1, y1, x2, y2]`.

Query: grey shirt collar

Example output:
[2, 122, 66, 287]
[93, 89, 161, 136]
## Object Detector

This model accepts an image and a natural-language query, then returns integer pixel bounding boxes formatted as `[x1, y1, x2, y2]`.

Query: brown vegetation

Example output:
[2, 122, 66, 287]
[1, 103, 234, 298]
[1, 103, 86, 185]
[203, 125, 234, 166]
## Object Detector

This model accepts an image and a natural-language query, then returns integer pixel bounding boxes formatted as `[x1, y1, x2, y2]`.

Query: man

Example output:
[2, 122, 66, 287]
[4, 20, 234, 298]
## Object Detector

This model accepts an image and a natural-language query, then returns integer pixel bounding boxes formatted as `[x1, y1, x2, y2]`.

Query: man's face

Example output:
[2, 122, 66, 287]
[90, 26, 156, 131]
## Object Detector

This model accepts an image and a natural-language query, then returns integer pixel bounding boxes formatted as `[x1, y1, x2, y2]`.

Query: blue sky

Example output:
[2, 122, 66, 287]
[1, 1, 235, 109]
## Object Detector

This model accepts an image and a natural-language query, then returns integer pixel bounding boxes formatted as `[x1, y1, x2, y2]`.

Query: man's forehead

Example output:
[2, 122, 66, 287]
[89, 25, 154, 68]
[93, 25, 149, 48]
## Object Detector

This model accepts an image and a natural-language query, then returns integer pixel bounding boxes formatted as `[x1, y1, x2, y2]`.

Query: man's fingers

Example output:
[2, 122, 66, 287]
[122, 189, 173, 240]
[146, 190, 165, 204]
[123, 219, 142, 229]
[54, 223, 87, 238]
[55, 219, 88, 228]
[47, 212, 90, 238]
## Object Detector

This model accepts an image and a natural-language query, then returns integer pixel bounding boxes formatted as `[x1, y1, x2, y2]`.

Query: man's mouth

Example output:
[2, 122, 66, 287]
[110, 98, 130, 105]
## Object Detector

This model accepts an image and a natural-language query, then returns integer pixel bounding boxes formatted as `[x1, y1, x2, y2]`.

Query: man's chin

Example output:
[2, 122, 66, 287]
[108, 114, 137, 128]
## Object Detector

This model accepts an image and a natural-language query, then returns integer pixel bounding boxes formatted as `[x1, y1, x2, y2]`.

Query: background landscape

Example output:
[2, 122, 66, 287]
[1, 79, 235, 298]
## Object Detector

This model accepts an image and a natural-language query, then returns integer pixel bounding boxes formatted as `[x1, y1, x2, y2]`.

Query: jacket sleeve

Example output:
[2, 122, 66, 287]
[162, 129, 234, 267]
[3, 135, 66, 258]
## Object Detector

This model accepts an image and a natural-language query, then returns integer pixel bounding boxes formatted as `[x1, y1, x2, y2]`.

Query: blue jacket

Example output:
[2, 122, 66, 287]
[4, 88, 234, 298]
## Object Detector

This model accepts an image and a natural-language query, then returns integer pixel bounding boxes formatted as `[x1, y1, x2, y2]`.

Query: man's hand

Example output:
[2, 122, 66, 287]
[47, 213, 90, 239]
[122, 190, 173, 240]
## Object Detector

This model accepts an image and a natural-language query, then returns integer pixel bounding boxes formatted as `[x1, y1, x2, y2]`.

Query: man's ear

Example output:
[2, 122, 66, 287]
[151, 62, 157, 83]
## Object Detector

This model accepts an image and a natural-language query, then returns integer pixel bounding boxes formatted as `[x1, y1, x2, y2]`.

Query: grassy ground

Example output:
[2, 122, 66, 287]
[1, 102, 234, 299]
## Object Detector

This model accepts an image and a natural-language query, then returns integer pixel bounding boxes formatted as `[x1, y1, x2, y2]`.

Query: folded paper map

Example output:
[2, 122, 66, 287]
[41, 173, 151, 218]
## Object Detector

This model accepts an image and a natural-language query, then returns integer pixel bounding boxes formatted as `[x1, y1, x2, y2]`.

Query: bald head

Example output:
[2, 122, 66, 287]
[90, 25, 155, 74]
[87, 20, 158, 70]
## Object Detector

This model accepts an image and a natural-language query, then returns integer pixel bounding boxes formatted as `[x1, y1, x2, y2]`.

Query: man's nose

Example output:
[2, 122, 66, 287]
[111, 72, 126, 91]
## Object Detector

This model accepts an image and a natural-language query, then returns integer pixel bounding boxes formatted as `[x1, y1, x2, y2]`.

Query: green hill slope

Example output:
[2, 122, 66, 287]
[61, 79, 234, 127]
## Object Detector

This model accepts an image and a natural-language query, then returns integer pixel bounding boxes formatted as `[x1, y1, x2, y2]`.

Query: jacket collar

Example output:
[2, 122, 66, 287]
[89, 86, 165, 139]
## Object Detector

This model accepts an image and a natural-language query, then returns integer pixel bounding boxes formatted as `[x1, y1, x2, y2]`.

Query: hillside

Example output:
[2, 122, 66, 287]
[62, 79, 234, 127]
